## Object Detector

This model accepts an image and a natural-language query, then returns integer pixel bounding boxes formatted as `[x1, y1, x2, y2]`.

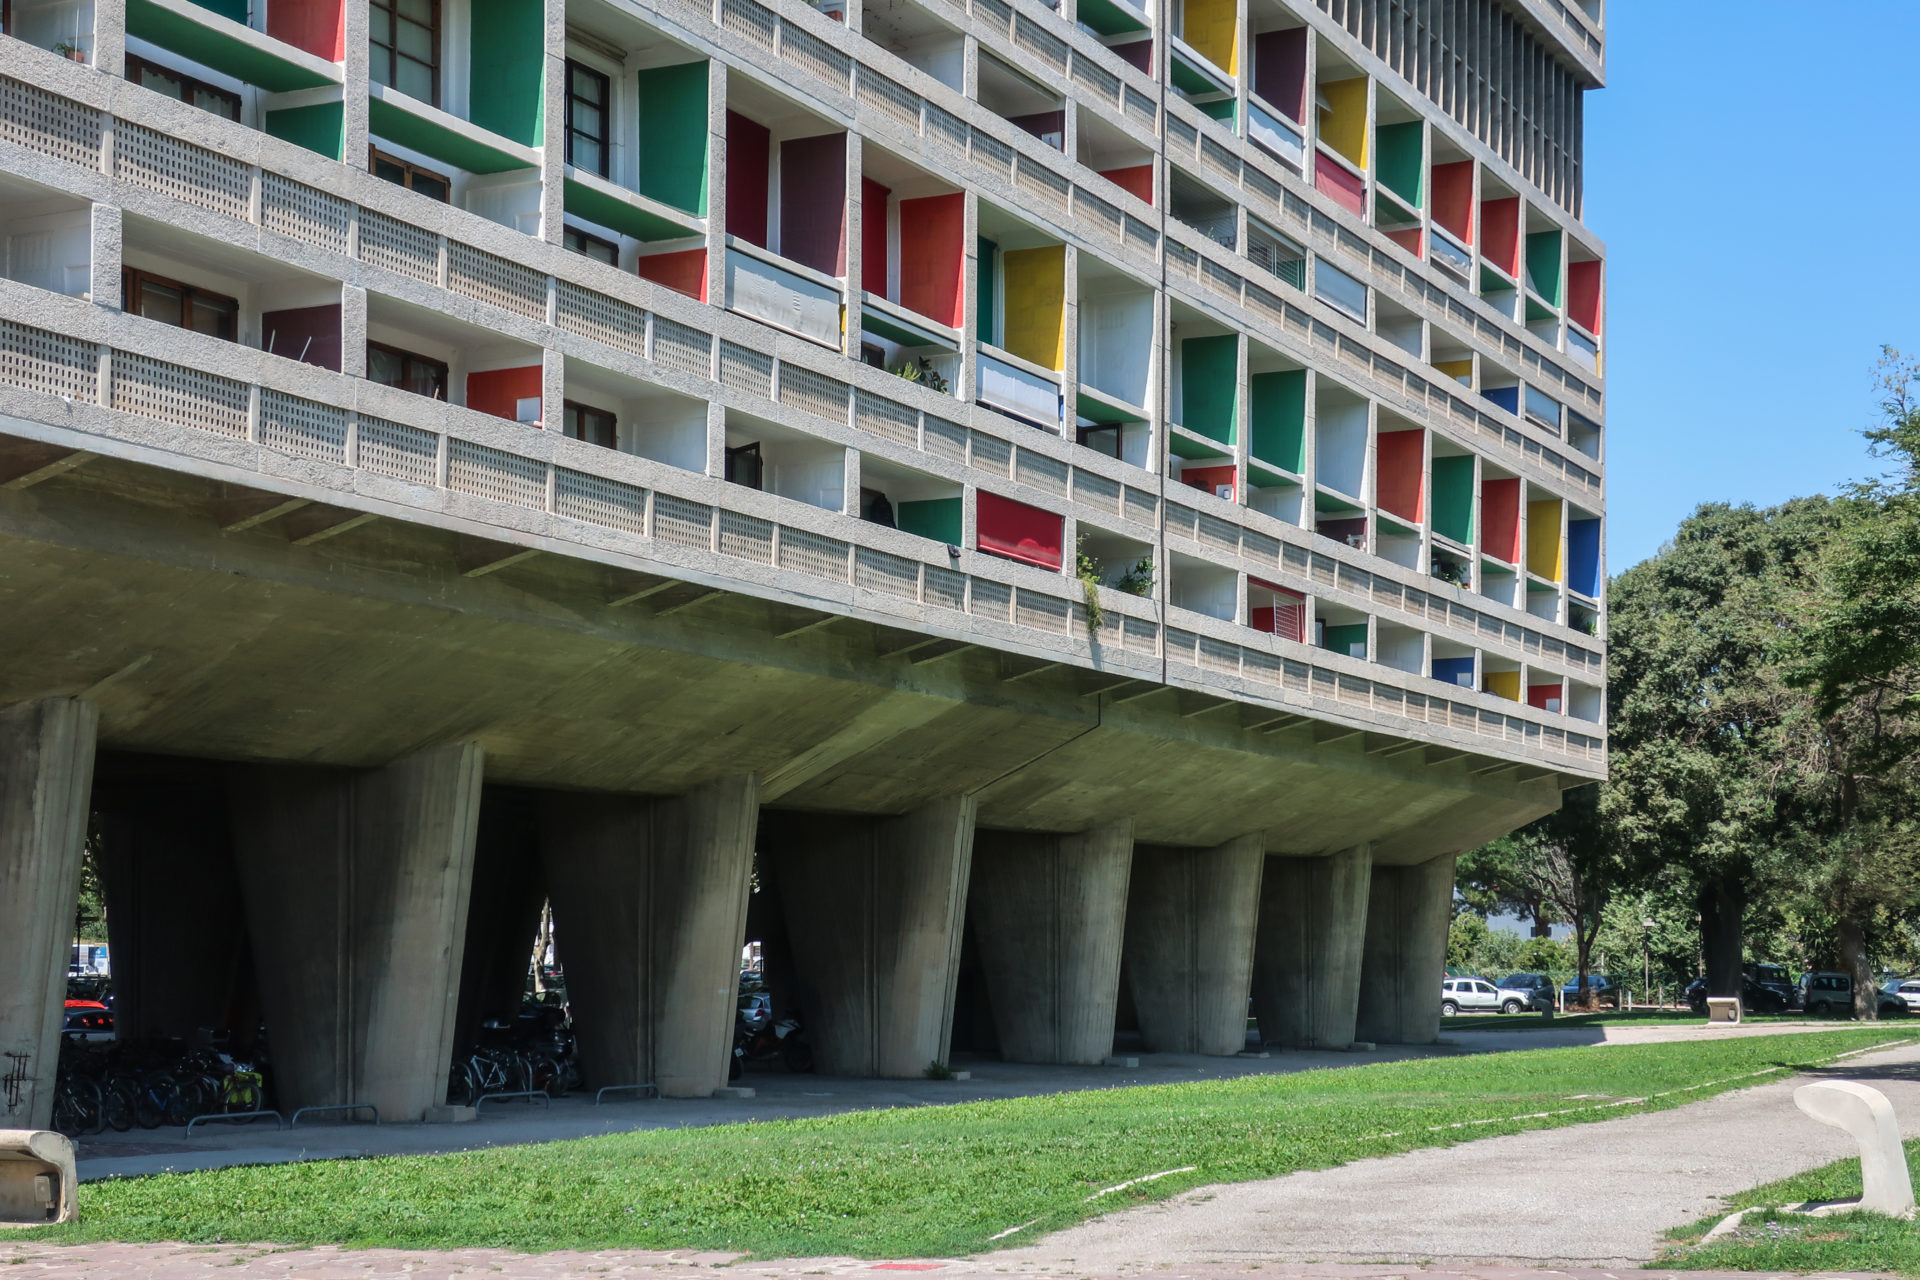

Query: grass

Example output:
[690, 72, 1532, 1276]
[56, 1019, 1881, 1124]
[1659, 1138, 1920, 1275]
[25, 1028, 1913, 1260]
[1445, 1008, 1828, 1032]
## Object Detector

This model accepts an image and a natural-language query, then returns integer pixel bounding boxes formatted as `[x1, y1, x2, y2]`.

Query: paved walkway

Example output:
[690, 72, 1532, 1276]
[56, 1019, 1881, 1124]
[996, 1039, 1920, 1269]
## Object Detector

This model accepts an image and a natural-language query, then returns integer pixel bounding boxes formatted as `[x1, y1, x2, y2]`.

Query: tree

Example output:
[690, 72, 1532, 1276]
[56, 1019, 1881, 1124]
[1468, 784, 1617, 1005]
[1456, 837, 1554, 936]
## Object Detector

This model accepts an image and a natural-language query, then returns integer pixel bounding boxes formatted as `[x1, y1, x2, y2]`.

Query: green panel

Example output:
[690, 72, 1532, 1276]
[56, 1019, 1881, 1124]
[1323, 624, 1367, 657]
[1432, 455, 1475, 544]
[1076, 0, 1148, 35]
[1376, 121, 1424, 208]
[1196, 98, 1235, 125]
[1525, 231, 1562, 305]
[564, 179, 694, 242]
[266, 101, 344, 160]
[1180, 334, 1237, 444]
[1249, 369, 1305, 473]
[368, 96, 529, 174]
[636, 62, 709, 216]
[188, 0, 247, 23]
[126, 0, 334, 90]
[1169, 431, 1230, 462]
[975, 237, 996, 346]
[1170, 55, 1217, 95]
[467, 0, 545, 147]
[1076, 390, 1148, 425]
[1314, 491, 1360, 514]
[898, 497, 963, 545]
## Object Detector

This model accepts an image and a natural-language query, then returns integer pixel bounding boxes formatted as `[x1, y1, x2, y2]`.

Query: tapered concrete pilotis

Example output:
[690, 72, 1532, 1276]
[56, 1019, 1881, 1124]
[542, 775, 758, 1098]
[1124, 835, 1266, 1055]
[969, 820, 1133, 1065]
[1253, 845, 1373, 1049]
[0, 699, 98, 1130]
[762, 796, 977, 1077]
[1356, 852, 1458, 1046]
[230, 742, 485, 1122]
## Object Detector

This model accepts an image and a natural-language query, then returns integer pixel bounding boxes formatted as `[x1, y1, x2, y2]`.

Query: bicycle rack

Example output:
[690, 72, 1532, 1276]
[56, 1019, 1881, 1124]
[594, 1082, 659, 1105]
[476, 1089, 551, 1108]
[289, 1102, 379, 1127]
[185, 1109, 285, 1136]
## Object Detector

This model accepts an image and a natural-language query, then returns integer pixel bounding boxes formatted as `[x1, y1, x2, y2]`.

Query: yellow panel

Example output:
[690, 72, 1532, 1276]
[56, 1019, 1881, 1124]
[1527, 498, 1563, 581]
[1001, 244, 1065, 371]
[1183, 0, 1238, 76]
[1485, 671, 1521, 702]
[1319, 77, 1369, 170]
[1432, 358, 1472, 385]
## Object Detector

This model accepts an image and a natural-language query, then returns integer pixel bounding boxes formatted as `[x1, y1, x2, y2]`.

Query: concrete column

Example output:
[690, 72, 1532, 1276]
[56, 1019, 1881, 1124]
[0, 699, 98, 1131]
[1123, 834, 1264, 1055]
[968, 819, 1132, 1065]
[453, 786, 547, 1054]
[230, 743, 484, 1122]
[1356, 852, 1457, 1046]
[761, 796, 976, 1077]
[1252, 844, 1372, 1049]
[541, 775, 757, 1098]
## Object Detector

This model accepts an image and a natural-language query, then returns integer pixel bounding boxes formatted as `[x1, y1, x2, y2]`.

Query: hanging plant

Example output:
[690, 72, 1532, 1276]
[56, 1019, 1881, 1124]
[1115, 556, 1155, 597]
[1075, 538, 1105, 633]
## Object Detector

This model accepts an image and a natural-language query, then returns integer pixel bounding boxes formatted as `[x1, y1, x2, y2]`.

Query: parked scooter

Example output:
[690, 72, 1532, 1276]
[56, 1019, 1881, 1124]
[731, 987, 812, 1078]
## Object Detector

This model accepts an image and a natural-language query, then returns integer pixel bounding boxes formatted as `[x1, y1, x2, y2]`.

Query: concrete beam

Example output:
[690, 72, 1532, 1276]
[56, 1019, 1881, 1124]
[214, 487, 309, 533]
[968, 819, 1133, 1064]
[1124, 834, 1265, 1054]
[230, 743, 484, 1121]
[284, 507, 378, 545]
[0, 443, 91, 490]
[541, 775, 757, 1098]
[1356, 852, 1457, 1046]
[761, 796, 976, 1076]
[0, 699, 98, 1130]
[1252, 845, 1372, 1049]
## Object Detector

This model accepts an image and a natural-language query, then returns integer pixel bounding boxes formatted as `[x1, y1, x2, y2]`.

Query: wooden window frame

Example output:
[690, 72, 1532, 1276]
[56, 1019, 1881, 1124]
[368, 146, 451, 202]
[124, 53, 241, 122]
[564, 58, 613, 179]
[121, 266, 239, 342]
[366, 340, 449, 400]
[563, 400, 618, 449]
[370, 0, 441, 106]
[562, 224, 619, 265]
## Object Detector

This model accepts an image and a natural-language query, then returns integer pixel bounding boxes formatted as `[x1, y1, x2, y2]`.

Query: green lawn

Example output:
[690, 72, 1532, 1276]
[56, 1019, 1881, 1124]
[1659, 1138, 1920, 1275]
[32, 1028, 1913, 1260]
[1446, 1009, 1832, 1032]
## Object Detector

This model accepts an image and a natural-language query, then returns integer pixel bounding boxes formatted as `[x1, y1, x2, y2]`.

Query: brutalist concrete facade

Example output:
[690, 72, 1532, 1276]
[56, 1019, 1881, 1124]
[0, 0, 1604, 1127]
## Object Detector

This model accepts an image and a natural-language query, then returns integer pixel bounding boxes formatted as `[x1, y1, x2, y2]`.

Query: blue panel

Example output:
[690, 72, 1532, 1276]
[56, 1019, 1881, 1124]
[1431, 656, 1475, 688]
[1482, 386, 1519, 415]
[1568, 518, 1601, 598]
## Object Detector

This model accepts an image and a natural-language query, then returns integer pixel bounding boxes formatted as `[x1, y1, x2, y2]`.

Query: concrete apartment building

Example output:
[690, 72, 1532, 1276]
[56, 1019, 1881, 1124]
[0, 0, 1605, 1128]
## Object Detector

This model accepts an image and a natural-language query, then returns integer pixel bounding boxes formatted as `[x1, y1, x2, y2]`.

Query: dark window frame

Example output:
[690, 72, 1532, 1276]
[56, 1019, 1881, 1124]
[370, 0, 441, 106]
[368, 145, 451, 202]
[564, 58, 613, 179]
[121, 266, 240, 342]
[562, 224, 619, 265]
[366, 340, 449, 400]
[124, 53, 242, 122]
[563, 400, 618, 449]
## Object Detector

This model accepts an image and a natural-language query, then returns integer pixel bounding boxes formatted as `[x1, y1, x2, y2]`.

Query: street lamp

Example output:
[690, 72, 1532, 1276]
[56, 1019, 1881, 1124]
[1643, 919, 1655, 1004]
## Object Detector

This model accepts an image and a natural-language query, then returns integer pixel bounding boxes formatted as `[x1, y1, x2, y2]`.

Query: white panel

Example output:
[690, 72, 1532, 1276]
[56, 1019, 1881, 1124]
[726, 251, 843, 347]
[978, 352, 1059, 423]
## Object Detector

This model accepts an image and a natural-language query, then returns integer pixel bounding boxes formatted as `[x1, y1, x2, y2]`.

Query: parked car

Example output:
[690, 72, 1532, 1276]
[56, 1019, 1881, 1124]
[1496, 973, 1556, 1012]
[1800, 972, 1915, 1018]
[1441, 977, 1531, 1016]
[1685, 965, 1792, 1014]
[61, 1000, 113, 1042]
[1883, 978, 1920, 1013]
[1559, 974, 1621, 1009]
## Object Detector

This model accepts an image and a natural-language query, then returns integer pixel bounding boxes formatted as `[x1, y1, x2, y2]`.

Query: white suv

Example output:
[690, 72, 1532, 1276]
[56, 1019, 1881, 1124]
[1441, 977, 1530, 1016]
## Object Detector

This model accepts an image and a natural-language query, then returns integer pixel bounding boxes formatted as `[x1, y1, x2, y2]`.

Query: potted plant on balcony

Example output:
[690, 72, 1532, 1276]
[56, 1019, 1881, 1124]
[52, 41, 86, 62]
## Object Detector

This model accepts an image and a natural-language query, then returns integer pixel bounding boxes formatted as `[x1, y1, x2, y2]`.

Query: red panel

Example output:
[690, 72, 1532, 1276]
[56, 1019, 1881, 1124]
[1568, 260, 1603, 334]
[261, 303, 341, 371]
[1100, 165, 1154, 205]
[725, 111, 770, 248]
[1527, 683, 1563, 712]
[1385, 227, 1422, 257]
[1482, 477, 1520, 563]
[976, 490, 1063, 571]
[636, 248, 708, 301]
[1431, 161, 1473, 242]
[780, 132, 847, 276]
[1480, 196, 1520, 277]
[1314, 159, 1365, 217]
[1249, 578, 1305, 642]
[1180, 465, 1236, 502]
[1253, 28, 1307, 122]
[898, 193, 964, 327]
[1110, 39, 1152, 73]
[467, 365, 543, 422]
[861, 176, 891, 299]
[268, 0, 344, 61]
[1376, 430, 1424, 523]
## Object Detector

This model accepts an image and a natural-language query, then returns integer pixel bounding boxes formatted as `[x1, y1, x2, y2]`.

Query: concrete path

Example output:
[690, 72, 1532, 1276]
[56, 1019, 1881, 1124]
[997, 1039, 1920, 1270]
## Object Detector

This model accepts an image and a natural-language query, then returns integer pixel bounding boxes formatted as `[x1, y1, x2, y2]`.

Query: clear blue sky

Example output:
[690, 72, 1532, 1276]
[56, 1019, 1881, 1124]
[1587, 3, 1920, 571]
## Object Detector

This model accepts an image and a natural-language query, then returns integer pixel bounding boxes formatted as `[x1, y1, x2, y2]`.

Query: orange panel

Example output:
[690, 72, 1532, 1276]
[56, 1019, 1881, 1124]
[1481, 477, 1520, 563]
[1376, 430, 1424, 523]
[1431, 161, 1473, 241]
[269, 0, 344, 61]
[1181, 464, 1237, 502]
[1100, 165, 1154, 206]
[1568, 260, 1603, 334]
[636, 248, 708, 302]
[898, 193, 964, 327]
[1480, 197, 1520, 276]
[467, 365, 542, 422]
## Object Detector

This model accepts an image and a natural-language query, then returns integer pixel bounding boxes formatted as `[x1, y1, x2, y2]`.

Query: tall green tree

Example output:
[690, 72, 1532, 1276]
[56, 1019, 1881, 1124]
[1477, 785, 1616, 1002]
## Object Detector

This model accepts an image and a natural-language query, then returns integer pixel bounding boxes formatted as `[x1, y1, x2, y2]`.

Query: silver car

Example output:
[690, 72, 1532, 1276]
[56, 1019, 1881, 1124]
[1441, 977, 1530, 1016]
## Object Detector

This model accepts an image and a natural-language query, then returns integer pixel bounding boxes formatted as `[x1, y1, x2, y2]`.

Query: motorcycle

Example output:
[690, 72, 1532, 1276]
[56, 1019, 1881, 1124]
[731, 988, 812, 1078]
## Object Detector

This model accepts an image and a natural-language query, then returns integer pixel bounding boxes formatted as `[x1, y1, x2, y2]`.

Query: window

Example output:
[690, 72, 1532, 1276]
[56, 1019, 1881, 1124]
[371, 0, 439, 104]
[565, 59, 612, 178]
[725, 441, 763, 490]
[125, 55, 240, 121]
[369, 147, 450, 202]
[122, 268, 238, 341]
[564, 400, 616, 448]
[367, 341, 448, 400]
[563, 225, 618, 265]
